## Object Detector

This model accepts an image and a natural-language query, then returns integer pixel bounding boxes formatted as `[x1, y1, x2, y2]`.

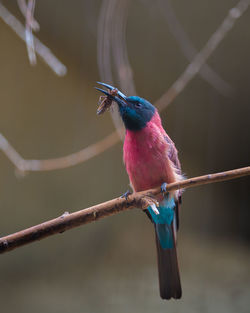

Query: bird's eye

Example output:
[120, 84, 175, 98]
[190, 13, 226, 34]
[134, 102, 141, 109]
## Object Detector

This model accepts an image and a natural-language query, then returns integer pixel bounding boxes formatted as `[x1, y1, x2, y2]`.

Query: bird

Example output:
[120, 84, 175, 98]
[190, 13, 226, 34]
[96, 82, 183, 300]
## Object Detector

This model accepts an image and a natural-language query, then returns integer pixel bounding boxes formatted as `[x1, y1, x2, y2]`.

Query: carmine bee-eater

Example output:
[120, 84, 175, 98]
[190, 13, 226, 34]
[96, 82, 183, 300]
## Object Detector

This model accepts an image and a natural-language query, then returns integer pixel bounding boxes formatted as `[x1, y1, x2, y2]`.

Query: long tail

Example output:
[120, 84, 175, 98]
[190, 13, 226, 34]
[155, 223, 182, 300]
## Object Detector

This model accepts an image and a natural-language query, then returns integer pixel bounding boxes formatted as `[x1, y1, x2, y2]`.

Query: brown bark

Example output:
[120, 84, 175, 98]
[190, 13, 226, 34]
[0, 166, 249, 254]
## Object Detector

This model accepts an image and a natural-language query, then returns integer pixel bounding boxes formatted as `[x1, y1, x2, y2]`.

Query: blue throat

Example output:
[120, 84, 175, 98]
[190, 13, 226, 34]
[118, 96, 155, 131]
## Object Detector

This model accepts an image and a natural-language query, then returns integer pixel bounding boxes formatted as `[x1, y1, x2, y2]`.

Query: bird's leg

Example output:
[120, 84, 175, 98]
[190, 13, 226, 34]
[161, 182, 169, 199]
[120, 190, 132, 200]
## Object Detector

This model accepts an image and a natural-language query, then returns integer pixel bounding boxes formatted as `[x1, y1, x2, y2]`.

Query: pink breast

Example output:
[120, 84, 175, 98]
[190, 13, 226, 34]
[123, 114, 176, 192]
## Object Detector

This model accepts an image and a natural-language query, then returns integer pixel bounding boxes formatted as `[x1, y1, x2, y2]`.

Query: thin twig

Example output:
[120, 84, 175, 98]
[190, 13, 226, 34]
[17, 0, 40, 31]
[155, 0, 250, 110]
[25, 0, 37, 65]
[156, 0, 233, 97]
[97, 0, 136, 138]
[0, 131, 120, 172]
[0, 3, 67, 76]
[97, 0, 125, 138]
[0, 166, 249, 254]
[111, 0, 136, 95]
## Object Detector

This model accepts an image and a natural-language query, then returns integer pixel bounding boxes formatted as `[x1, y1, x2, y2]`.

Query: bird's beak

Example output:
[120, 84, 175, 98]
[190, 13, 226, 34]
[95, 82, 128, 108]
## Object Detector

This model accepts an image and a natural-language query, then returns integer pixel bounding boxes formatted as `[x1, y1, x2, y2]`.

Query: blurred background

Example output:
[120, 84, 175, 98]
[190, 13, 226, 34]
[0, 0, 249, 312]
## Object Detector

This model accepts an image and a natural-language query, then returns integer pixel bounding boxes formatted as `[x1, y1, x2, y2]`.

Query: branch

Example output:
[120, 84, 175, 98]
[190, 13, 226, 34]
[0, 166, 249, 254]
[111, 0, 136, 95]
[24, 0, 37, 65]
[0, 131, 120, 172]
[97, 0, 125, 138]
[17, 0, 40, 31]
[156, 0, 233, 97]
[0, 3, 67, 76]
[155, 0, 250, 110]
[97, 0, 136, 138]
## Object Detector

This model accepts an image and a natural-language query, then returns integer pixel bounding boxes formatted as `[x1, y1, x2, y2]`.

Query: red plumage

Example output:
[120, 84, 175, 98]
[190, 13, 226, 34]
[124, 111, 182, 197]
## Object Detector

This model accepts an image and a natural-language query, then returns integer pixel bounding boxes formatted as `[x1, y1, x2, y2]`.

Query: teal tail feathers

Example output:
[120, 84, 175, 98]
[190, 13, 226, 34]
[155, 223, 174, 249]
[147, 197, 182, 299]
[147, 197, 176, 249]
[154, 223, 182, 299]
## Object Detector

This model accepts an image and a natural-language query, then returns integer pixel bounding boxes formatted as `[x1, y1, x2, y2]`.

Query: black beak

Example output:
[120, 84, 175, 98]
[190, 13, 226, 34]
[95, 82, 128, 108]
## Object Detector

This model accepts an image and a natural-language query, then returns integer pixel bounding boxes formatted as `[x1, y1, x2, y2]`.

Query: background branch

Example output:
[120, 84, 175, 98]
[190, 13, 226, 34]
[0, 3, 67, 76]
[0, 131, 120, 172]
[155, 0, 250, 110]
[156, 0, 233, 97]
[97, 0, 126, 138]
[24, 0, 37, 65]
[17, 0, 40, 30]
[0, 166, 249, 254]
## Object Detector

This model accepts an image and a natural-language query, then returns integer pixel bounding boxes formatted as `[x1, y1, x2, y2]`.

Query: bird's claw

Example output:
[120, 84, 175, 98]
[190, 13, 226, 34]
[120, 190, 132, 200]
[140, 196, 160, 215]
[161, 182, 169, 198]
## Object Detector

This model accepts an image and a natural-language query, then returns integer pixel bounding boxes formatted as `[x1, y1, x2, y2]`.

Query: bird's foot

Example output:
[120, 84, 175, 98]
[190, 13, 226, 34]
[140, 196, 160, 215]
[161, 182, 169, 199]
[120, 190, 132, 200]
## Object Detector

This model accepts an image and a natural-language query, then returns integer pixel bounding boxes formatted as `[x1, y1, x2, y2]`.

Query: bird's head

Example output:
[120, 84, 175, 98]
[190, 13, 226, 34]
[96, 82, 156, 131]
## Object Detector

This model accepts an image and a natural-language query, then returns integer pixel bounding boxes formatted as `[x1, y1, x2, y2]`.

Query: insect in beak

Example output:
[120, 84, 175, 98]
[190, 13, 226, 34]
[95, 82, 128, 114]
